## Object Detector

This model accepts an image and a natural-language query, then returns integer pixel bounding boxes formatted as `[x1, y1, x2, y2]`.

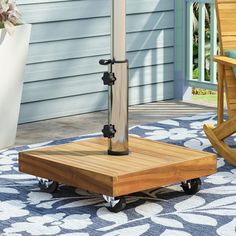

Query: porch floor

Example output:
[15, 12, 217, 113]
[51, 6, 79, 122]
[16, 99, 217, 146]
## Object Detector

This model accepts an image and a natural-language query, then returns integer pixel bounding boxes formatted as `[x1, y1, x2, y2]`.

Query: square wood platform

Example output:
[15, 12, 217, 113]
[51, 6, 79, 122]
[19, 136, 217, 197]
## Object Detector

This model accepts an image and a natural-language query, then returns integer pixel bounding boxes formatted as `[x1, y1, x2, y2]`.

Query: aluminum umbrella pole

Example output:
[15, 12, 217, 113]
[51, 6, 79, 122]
[100, 0, 129, 155]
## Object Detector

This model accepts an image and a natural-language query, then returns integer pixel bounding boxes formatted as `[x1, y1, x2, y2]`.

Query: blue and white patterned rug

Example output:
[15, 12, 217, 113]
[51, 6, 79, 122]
[1, 113, 236, 236]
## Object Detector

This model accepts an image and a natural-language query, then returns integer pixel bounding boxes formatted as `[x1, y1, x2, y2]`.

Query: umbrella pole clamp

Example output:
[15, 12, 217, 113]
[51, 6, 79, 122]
[100, 58, 129, 156]
[99, 59, 128, 86]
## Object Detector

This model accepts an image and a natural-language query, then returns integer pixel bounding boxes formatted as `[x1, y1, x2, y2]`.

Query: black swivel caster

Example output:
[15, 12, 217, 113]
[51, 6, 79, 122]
[38, 178, 59, 193]
[181, 178, 201, 195]
[103, 195, 126, 213]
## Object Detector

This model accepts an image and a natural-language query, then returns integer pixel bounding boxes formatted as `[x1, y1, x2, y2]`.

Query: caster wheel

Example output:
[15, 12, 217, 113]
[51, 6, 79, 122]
[103, 195, 126, 213]
[38, 178, 59, 193]
[181, 178, 201, 195]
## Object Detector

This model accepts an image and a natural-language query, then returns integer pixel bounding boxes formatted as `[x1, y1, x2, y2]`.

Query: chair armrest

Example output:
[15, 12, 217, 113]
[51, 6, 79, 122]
[214, 55, 236, 67]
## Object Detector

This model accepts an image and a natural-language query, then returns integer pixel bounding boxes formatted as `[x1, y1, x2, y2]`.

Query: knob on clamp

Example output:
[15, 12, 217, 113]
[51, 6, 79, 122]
[102, 72, 116, 86]
[102, 124, 116, 138]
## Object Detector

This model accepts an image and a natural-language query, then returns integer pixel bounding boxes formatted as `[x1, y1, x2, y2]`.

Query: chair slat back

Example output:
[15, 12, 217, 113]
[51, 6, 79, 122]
[216, 0, 236, 51]
[216, 0, 236, 117]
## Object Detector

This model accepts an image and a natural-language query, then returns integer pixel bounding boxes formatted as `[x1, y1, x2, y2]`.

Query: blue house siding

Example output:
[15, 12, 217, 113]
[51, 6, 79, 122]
[18, 0, 175, 123]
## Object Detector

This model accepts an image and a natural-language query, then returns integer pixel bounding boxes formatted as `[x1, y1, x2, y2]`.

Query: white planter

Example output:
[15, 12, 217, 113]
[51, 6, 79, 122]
[0, 24, 31, 149]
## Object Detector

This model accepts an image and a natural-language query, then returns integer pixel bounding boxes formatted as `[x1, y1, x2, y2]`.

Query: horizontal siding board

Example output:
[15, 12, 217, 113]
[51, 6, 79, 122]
[19, 1, 110, 23]
[29, 11, 174, 43]
[30, 17, 111, 43]
[19, 0, 174, 23]
[18, 0, 72, 4]
[18, 0, 174, 10]
[28, 29, 174, 63]
[127, 11, 174, 33]
[24, 47, 174, 82]
[21, 64, 174, 103]
[129, 82, 174, 106]
[129, 63, 173, 86]
[19, 81, 174, 123]
[128, 0, 174, 14]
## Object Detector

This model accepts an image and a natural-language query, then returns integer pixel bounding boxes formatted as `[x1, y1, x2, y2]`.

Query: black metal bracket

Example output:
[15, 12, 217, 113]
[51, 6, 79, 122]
[99, 59, 114, 65]
[99, 58, 128, 66]
[102, 124, 116, 138]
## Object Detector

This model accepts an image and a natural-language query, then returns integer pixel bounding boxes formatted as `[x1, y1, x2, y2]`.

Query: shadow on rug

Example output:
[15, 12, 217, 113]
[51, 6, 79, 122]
[0, 113, 236, 236]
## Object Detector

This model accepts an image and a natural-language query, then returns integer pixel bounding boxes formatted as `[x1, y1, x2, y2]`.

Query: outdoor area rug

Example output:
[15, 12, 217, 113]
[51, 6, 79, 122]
[0, 112, 236, 236]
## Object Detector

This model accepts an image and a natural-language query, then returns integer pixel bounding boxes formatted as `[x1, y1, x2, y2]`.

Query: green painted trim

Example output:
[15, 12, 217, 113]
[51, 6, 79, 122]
[175, 0, 184, 71]
[198, 2, 205, 82]
[189, 80, 217, 91]
[210, 3, 217, 83]
[186, 1, 193, 81]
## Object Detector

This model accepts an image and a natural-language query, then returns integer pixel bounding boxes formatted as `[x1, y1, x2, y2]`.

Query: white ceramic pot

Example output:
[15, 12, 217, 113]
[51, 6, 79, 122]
[0, 24, 31, 149]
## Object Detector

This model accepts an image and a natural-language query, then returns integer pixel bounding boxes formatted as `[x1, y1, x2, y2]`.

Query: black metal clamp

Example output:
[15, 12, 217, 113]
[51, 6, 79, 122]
[99, 59, 115, 86]
[99, 58, 128, 65]
[99, 58, 128, 140]
[99, 58, 128, 86]
[99, 59, 114, 66]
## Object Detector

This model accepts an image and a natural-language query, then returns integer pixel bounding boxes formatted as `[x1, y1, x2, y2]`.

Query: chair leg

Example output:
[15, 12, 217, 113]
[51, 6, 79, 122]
[217, 63, 224, 125]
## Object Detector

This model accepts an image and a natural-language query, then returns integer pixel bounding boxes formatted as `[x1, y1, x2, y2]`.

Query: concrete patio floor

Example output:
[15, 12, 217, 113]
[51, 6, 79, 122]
[16, 99, 217, 146]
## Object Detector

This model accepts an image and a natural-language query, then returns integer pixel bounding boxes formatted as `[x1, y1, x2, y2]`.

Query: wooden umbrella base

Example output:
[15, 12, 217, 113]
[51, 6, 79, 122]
[19, 136, 217, 198]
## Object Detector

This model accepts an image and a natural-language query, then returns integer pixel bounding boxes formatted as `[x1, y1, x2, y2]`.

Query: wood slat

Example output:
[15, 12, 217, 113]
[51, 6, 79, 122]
[230, 110, 236, 117]
[19, 136, 216, 196]
[228, 105, 236, 110]
[217, 2, 236, 36]
[222, 36, 236, 49]
[214, 56, 236, 66]
[217, 0, 236, 3]
[90, 137, 193, 162]
[217, 64, 224, 124]
[224, 73, 236, 102]
[226, 90, 236, 99]
[225, 68, 235, 76]
[225, 71, 236, 112]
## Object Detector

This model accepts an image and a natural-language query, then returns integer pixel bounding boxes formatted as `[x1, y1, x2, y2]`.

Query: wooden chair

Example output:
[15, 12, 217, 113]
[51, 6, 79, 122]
[204, 0, 236, 166]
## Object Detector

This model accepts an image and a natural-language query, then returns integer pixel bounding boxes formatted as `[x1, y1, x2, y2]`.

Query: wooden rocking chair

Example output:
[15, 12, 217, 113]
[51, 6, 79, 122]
[204, 0, 236, 166]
